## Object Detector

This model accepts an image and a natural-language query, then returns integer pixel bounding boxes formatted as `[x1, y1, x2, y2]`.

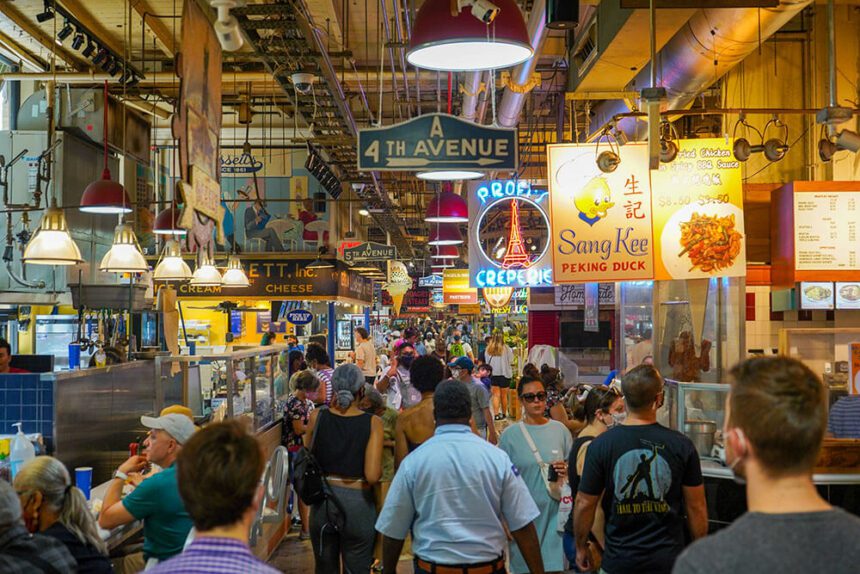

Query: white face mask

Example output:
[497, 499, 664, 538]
[720, 427, 748, 484]
[450, 368, 461, 379]
[609, 411, 627, 427]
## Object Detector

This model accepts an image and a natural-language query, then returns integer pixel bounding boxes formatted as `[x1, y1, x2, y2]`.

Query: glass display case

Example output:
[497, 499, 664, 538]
[779, 328, 860, 399]
[615, 281, 655, 374]
[662, 380, 730, 460]
[653, 277, 745, 383]
[155, 345, 285, 432]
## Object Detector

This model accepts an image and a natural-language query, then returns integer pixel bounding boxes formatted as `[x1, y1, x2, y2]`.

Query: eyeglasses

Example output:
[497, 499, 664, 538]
[521, 392, 547, 403]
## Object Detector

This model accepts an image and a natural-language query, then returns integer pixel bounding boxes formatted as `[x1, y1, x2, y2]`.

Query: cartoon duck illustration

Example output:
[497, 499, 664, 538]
[574, 176, 615, 226]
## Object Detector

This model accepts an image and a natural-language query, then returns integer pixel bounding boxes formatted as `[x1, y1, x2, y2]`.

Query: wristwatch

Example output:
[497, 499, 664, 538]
[113, 470, 129, 482]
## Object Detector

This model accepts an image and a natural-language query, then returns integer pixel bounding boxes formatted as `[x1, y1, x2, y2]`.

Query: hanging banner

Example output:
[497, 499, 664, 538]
[468, 180, 553, 288]
[548, 144, 654, 283]
[358, 113, 517, 172]
[443, 269, 478, 304]
[584, 283, 600, 332]
[554, 283, 616, 306]
[651, 138, 746, 280]
[418, 274, 444, 288]
[342, 241, 397, 263]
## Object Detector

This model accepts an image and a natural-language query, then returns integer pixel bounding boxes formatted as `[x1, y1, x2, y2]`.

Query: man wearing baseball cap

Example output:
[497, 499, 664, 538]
[99, 413, 196, 568]
[449, 356, 497, 444]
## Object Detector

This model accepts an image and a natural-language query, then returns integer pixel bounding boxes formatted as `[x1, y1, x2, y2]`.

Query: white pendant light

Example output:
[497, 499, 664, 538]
[153, 238, 192, 281]
[22, 199, 83, 265]
[190, 252, 223, 286]
[417, 170, 483, 181]
[221, 254, 250, 288]
[100, 223, 148, 273]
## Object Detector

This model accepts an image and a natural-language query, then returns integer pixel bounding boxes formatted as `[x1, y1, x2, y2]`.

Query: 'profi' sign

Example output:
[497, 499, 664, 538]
[358, 113, 517, 172]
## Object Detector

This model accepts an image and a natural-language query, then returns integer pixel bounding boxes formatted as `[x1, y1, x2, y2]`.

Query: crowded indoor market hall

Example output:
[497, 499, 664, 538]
[1, 0, 860, 573]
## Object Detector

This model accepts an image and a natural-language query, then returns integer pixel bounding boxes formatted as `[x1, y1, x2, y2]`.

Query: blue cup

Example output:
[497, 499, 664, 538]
[188, 341, 197, 356]
[68, 343, 81, 370]
[75, 467, 93, 501]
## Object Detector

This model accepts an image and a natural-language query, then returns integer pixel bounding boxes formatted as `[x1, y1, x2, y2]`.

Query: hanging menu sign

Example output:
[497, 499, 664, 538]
[794, 192, 859, 271]
[548, 143, 654, 283]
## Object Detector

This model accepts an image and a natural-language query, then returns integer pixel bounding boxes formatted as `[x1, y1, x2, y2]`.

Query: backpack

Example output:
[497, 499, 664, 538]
[450, 341, 465, 357]
[292, 409, 327, 505]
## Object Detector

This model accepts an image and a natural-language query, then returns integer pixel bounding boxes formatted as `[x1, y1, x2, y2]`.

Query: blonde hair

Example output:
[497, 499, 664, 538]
[14, 456, 107, 555]
[486, 333, 506, 357]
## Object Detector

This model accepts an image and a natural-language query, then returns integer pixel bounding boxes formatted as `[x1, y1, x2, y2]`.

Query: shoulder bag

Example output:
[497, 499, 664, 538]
[292, 407, 328, 505]
[518, 421, 566, 503]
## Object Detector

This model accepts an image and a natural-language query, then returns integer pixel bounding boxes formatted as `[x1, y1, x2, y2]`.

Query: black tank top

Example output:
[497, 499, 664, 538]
[565, 435, 596, 534]
[313, 408, 373, 479]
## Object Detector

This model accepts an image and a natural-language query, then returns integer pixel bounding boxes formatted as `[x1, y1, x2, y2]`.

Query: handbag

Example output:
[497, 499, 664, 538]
[518, 422, 562, 502]
[292, 408, 327, 505]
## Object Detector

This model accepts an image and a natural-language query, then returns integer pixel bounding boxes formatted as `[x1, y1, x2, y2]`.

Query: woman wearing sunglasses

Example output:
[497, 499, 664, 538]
[499, 375, 572, 574]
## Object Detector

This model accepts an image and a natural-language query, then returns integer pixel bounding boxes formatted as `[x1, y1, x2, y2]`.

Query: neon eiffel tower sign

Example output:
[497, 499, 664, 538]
[502, 198, 532, 269]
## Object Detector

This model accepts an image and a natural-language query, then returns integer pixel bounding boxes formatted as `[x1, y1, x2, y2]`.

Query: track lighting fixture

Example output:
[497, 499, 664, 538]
[71, 32, 84, 51]
[57, 20, 73, 42]
[732, 116, 789, 163]
[595, 128, 621, 173]
[106, 59, 121, 76]
[659, 121, 679, 164]
[81, 40, 95, 58]
[835, 129, 860, 153]
[35, 1, 54, 23]
[92, 48, 108, 66]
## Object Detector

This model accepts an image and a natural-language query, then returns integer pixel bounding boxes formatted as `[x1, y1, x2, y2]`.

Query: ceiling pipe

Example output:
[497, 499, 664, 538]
[587, 0, 813, 141]
[497, 0, 549, 128]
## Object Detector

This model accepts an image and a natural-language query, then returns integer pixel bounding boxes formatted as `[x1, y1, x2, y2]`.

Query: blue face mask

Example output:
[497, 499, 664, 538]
[399, 355, 415, 369]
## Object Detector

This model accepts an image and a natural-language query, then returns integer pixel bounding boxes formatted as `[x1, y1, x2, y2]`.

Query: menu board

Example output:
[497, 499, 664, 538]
[443, 269, 478, 304]
[651, 138, 746, 280]
[794, 192, 859, 271]
[799, 282, 834, 310]
[836, 282, 860, 310]
[547, 143, 654, 283]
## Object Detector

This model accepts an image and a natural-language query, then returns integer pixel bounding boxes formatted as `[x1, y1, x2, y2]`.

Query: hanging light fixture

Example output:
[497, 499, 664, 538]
[221, 254, 250, 288]
[153, 203, 187, 235]
[81, 81, 132, 214]
[190, 252, 223, 286]
[153, 238, 192, 281]
[428, 223, 464, 246]
[426, 191, 469, 223]
[100, 223, 148, 273]
[307, 247, 335, 269]
[407, 0, 533, 71]
[417, 170, 483, 181]
[431, 245, 460, 259]
[22, 199, 83, 265]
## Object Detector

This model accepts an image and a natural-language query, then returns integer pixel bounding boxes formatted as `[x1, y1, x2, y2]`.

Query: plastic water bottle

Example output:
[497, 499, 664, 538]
[10, 422, 35, 479]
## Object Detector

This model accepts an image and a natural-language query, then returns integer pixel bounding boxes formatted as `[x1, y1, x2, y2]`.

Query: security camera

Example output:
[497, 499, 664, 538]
[211, 1, 245, 52]
[291, 72, 315, 95]
[458, 0, 500, 24]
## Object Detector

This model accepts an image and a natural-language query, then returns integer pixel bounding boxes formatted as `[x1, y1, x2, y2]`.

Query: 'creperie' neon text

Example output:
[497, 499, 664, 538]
[476, 267, 552, 287]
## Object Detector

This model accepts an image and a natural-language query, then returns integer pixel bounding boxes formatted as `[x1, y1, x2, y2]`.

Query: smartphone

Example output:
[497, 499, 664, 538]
[547, 465, 559, 482]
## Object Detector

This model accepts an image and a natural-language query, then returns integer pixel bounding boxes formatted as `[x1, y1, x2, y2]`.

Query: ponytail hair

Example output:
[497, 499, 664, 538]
[14, 456, 106, 555]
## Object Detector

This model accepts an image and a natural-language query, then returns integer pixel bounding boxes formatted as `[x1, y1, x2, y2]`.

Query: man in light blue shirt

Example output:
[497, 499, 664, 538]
[376, 380, 545, 574]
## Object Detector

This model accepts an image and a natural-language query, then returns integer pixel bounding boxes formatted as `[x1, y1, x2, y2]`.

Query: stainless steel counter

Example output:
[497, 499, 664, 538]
[701, 458, 860, 485]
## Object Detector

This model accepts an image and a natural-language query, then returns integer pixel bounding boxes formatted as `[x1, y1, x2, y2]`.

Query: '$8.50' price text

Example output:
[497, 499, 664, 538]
[656, 194, 730, 208]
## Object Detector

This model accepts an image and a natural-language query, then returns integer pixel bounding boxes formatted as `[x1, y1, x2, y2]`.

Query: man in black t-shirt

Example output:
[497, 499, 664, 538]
[574, 365, 708, 574]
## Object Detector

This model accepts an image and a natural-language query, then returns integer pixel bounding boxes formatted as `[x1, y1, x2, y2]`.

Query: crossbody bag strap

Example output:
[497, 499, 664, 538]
[518, 422, 552, 492]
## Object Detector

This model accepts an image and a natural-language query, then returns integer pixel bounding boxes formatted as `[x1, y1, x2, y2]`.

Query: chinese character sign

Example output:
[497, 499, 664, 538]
[547, 144, 654, 283]
[651, 138, 746, 280]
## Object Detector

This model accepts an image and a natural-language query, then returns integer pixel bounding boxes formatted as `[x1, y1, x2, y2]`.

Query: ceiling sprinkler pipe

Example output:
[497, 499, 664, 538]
[5, 260, 45, 289]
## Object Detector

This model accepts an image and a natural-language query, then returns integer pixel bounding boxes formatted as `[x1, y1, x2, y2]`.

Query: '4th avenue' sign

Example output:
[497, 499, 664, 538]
[358, 113, 517, 172]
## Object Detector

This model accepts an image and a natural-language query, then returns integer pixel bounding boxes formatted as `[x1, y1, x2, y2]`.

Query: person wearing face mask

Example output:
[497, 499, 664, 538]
[449, 356, 497, 444]
[283, 371, 321, 540]
[574, 365, 707, 574]
[376, 342, 420, 410]
[673, 356, 860, 574]
[562, 385, 626, 569]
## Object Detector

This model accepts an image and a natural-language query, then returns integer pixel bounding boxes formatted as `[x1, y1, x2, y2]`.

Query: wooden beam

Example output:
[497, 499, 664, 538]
[129, 0, 177, 59]
[0, 3, 79, 68]
[0, 30, 47, 71]
[58, 0, 127, 59]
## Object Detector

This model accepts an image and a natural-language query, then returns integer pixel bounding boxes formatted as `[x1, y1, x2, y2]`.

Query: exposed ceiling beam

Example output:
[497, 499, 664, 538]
[0, 30, 47, 71]
[129, 0, 177, 59]
[0, 3, 78, 68]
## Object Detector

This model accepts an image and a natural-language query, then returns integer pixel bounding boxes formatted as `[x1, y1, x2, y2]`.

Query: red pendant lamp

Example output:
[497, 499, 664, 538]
[426, 190, 469, 223]
[153, 203, 187, 236]
[407, 0, 533, 72]
[431, 245, 460, 259]
[428, 223, 463, 246]
[80, 81, 131, 214]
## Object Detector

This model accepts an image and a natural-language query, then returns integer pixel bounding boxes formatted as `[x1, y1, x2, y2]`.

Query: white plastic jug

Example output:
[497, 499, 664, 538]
[10, 422, 35, 479]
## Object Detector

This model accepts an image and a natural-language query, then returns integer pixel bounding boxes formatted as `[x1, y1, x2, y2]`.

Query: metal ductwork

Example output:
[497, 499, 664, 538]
[589, 0, 813, 140]
[497, 0, 549, 128]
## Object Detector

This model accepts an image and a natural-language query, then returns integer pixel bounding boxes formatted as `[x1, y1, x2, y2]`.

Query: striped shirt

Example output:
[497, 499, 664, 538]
[316, 367, 334, 405]
[148, 537, 278, 574]
[828, 396, 860, 439]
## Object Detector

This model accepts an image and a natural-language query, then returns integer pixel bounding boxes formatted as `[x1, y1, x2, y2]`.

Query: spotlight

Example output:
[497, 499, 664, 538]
[57, 20, 73, 42]
[659, 139, 678, 164]
[836, 130, 860, 153]
[733, 138, 757, 162]
[99, 56, 112, 72]
[125, 74, 139, 88]
[597, 150, 620, 173]
[358, 208, 370, 217]
[71, 33, 84, 51]
[82, 40, 95, 58]
[763, 138, 789, 162]
[106, 59, 121, 76]
[818, 138, 839, 163]
[92, 48, 108, 66]
[36, 2, 54, 23]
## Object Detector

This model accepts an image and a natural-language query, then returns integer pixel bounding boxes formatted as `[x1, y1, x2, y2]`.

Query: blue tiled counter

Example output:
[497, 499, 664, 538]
[0, 373, 55, 448]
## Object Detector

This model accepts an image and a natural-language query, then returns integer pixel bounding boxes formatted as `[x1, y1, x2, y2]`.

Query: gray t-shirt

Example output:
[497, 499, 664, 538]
[463, 379, 490, 429]
[673, 509, 860, 574]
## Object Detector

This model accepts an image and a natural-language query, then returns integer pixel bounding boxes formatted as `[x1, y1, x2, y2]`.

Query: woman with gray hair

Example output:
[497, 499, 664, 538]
[14, 456, 113, 573]
[304, 363, 383, 573]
